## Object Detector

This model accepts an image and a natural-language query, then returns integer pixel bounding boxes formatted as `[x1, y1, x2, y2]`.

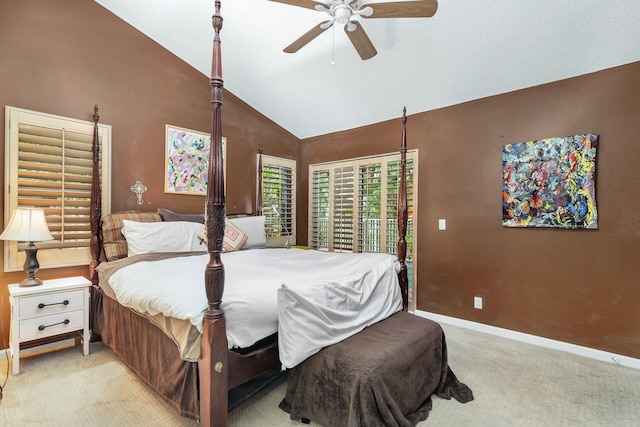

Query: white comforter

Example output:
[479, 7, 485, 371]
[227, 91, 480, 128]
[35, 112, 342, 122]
[107, 248, 402, 368]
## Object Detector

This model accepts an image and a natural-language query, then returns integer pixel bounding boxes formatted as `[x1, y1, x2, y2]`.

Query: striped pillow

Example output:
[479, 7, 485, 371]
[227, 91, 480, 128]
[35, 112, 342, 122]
[102, 211, 162, 261]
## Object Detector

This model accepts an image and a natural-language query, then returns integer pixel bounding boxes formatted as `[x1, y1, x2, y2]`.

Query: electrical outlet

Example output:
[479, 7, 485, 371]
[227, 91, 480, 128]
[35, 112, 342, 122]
[474, 296, 483, 310]
[438, 219, 446, 230]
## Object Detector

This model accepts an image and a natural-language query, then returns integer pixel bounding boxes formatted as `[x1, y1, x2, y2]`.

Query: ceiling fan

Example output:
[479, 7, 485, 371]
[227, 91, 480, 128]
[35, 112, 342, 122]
[271, 0, 438, 60]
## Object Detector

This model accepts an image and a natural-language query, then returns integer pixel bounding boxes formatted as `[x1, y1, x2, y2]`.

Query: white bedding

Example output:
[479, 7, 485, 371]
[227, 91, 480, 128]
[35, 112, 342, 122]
[106, 248, 402, 368]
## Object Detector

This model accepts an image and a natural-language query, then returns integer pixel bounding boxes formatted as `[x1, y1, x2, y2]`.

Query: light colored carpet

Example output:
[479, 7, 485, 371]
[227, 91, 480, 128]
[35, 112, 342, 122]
[1, 322, 639, 426]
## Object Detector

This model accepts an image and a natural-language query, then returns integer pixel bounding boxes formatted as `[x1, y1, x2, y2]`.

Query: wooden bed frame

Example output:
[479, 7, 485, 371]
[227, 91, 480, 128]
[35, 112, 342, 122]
[87, 1, 410, 425]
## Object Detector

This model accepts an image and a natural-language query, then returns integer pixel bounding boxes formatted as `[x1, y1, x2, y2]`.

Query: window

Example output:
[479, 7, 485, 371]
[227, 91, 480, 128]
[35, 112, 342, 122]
[309, 150, 417, 257]
[259, 154, 296, 246]
[4, 107, 111, 271]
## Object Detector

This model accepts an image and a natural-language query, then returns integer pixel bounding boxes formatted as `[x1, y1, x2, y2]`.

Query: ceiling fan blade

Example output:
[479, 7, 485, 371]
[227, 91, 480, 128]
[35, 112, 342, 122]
[269, 0, 326, 10]
[344, 21, 377, 60]
[360, 0, 438, 18]
[284, 21, 332, 53]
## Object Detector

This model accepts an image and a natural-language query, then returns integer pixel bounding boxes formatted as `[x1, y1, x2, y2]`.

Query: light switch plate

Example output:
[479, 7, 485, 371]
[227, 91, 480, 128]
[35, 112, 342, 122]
[438, 219, 446, 230]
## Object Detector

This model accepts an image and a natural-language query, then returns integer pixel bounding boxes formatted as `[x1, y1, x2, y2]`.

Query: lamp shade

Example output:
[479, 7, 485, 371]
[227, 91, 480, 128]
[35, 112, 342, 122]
[0, 207, 54, 242]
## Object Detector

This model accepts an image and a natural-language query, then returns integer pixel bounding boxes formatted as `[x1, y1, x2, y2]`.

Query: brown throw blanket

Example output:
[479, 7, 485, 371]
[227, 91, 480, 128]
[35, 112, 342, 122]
[279, 311, 473, 426]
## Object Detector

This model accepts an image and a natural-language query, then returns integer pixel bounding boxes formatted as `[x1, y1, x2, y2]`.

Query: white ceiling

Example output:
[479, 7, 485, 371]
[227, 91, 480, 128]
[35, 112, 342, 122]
[95, 0, 640, 139]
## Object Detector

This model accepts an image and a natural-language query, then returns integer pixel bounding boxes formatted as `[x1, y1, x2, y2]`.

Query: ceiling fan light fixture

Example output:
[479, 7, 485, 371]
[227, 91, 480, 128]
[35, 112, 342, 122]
[334, 5, 351, 25]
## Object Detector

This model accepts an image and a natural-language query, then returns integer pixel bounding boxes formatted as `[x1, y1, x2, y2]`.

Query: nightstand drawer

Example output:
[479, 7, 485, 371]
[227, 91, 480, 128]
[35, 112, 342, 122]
[19, 289, 85, 319]
[19, 309, 86, 342]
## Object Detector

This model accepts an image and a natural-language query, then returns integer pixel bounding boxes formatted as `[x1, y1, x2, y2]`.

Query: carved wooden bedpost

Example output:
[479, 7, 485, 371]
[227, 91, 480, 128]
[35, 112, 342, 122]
[257, 144, 263, 216]
[200, 1, 229, 426]
[89, 105, 102, 285]
[397, 107, 409, 312]
[88, 105, 103, 340]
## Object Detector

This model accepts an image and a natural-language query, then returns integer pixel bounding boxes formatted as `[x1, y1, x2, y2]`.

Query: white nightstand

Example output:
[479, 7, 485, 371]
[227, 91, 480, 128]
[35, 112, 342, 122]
[8, 276, 91, 375]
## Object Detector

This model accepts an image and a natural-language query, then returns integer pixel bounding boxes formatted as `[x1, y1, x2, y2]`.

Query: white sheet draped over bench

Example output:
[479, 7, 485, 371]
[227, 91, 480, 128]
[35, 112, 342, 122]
[105, 248, 402, 368]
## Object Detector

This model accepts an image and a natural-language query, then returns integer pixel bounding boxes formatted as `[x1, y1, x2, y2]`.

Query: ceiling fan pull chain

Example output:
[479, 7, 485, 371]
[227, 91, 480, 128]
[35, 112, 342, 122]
[331, 24, 336, 65]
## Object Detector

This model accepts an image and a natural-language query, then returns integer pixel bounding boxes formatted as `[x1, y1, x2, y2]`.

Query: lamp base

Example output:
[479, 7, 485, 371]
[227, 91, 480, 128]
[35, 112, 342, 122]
[21, 244, 43, 286]
[20, 276, 44, 287]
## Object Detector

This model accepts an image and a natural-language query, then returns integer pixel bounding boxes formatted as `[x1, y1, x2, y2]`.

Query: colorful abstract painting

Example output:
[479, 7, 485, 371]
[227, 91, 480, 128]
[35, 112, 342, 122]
[165, 125, 225, 195]
[502, 133, 598, 229]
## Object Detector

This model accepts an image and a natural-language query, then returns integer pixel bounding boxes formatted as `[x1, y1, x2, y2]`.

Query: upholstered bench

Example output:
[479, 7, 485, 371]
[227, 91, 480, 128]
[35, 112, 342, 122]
[279, 311, 473, 427]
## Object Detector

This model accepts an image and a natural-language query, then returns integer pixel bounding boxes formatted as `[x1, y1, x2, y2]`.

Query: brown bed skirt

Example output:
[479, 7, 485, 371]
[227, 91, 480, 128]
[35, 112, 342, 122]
[97, 288, 200, 419]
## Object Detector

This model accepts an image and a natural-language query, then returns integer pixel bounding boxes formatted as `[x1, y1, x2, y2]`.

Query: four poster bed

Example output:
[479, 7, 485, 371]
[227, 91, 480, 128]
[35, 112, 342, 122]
[86, 1, 471, 426]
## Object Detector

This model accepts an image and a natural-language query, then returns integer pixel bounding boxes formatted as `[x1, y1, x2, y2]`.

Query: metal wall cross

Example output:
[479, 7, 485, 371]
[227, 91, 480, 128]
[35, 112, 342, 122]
[131, 180, 148, 205]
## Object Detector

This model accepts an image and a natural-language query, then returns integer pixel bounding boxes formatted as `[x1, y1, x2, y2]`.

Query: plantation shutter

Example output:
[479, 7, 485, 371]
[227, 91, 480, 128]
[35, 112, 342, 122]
[17, 124, 94, 250]
[358, 163, 382, 252]
[310, 169, 330, 250]
[332, 165, 354, 252]
[309, 151, 417, 255]
[4, 107, 111, 271]
[260, 155, 296, 243]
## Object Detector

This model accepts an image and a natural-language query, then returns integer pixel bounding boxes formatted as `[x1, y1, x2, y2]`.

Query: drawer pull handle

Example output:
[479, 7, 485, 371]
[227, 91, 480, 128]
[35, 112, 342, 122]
[38, 319, 70, 331]
[38, 300, 70, 309]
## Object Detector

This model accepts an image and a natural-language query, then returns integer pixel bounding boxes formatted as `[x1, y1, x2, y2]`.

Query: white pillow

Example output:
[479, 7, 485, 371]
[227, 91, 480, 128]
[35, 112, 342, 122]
[121, 220, 206, 256]
[228, 216, 267, 249]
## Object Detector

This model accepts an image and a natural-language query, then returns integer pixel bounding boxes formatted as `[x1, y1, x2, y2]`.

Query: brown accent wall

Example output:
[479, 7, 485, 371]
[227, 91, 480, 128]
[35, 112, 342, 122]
[299, 62, 640, 359]
[0, 0, 298, 345]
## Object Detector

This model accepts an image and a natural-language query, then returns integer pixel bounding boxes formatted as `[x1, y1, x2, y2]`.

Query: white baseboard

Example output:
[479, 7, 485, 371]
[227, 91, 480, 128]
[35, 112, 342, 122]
[0, 338, 76, 361]
[416, 310, 640, 370]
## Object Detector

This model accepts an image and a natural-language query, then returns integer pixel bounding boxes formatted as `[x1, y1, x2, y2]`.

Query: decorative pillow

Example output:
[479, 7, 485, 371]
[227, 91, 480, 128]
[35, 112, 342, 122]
[157, 208, 205, 224]
[121, 220, 206, 257]
[102, 211, 162, 261]
[229, 216, 267, 249]
[197, 220, 248, 252]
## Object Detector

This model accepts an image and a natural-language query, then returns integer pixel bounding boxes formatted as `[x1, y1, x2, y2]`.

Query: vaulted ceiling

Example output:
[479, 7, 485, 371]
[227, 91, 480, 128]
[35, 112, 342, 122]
[95, 0, 640, 139]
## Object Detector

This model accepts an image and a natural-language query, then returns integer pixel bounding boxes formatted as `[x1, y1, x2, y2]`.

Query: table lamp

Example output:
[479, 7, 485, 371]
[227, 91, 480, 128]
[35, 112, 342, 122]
[0, 207, 54, 286]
